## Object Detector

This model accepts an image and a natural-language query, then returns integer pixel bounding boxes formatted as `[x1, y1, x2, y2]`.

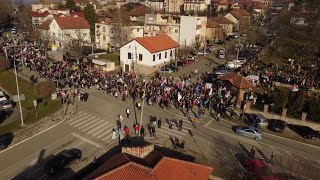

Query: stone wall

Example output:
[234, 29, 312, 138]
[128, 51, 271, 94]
[246, 106, 320, 131]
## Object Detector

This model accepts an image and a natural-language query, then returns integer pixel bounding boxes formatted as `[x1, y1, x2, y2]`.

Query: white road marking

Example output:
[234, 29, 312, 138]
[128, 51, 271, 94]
[204, 119, 214, 127]
[71, 133, 102, 148]
[76, 118, 101, 130]
[68, 115, 93, 126]
[72, 117, 96, 127]
[80, 119, 105, 132]
[90, 123, 115, 136]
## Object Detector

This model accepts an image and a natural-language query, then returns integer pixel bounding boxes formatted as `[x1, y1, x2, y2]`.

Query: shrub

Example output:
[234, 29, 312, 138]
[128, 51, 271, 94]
[272, 86, 289, 113]
[36, 80, 56, 98]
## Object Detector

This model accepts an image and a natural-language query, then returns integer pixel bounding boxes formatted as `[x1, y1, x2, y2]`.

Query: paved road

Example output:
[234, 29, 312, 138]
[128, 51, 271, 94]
[1, 53, 320, 179]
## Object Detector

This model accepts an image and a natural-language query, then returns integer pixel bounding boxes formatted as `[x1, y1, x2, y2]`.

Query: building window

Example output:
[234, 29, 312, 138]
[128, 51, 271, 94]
[102, 27, 106, 32]
[170, 50, 173, 56]
[137, 29, 139, 32]
[175, 29, 178, 33]
[103, 36, 106, 41]
[110, 30, 114, 34]
[128, 53, 132, 59]
[159, 53, 161, 59]
[153, 55, 155, 61]
[165, 52, 167, 58]
[139, 54, 143, 61]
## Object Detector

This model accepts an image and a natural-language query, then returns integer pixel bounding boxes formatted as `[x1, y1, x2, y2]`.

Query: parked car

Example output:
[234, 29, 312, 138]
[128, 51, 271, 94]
[0, 110, 9, 122]
[291, 125, 318, 139]
[157, 66, 176, 74]
[186, 56, 195, 61]
[0, 95, 7, 102]
[0, 132, 14, 150]
[218, 52, 225, 59]
[166, 65, 178, 72]
[236, 126, 262, 140]
[205, 73, 219, 83]
[197, 51, 209, 56]
[216, 64, 231, 72]
[246, 113, 269, 127]
[227, 60, 243, 69]
[0, 100, 13, 109]
[44, 148, 82, 175]
[269, 119, 287, 133]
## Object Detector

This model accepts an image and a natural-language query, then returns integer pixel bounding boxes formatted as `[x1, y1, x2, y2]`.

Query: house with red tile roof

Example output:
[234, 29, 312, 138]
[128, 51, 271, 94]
[213, 16, 233, 36]
[83, 141, 213, 180]
[37, 16, 91, 48]
[206, 19, 223, 43]
[224, 9, 251, 31]
[120, 34, 180, 75]
[129, 5, 150, 22]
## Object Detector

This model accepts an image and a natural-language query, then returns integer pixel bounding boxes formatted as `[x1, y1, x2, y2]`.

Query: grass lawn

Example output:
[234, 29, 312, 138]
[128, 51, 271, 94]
[98, 53, 120, 66]
[0, 71, 61, 133]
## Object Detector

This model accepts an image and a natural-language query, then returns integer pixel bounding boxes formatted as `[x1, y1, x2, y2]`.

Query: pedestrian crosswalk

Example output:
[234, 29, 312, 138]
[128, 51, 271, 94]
[65, 111, 117, 142]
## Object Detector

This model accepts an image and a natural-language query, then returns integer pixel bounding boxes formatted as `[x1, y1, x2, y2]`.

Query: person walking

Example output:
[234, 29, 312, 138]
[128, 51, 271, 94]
[151, 126, 156, 138]
[124, 126, 130, 137]
[134, 123, 139, 135]
[118, 114, 123, 122]
[126, 108, 130, 119]
[250, 145, 256, 158]
[193, 116, 199, 127]
[140, 126, 145, 136]
[157, 118, 162, 128]
[111, 128, 117, 140]
[178, 119, 183, 131]
[169, 119, 173, 129]
[270, 152, 275, 164]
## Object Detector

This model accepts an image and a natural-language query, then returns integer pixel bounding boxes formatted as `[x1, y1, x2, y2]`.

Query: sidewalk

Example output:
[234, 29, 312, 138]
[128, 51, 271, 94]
[9, 101, 77, 147]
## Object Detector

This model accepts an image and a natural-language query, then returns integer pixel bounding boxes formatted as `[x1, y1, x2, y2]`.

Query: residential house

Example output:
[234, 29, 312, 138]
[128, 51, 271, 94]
[120, 34, 180, 75]
[32, 11, 50, 26]
[144, 0, 165, 12]
[74, 0, 91, 10]
[95, 0, 111, 4]
[129, 6, 150, 22]
[224, 9, 251, 32]
[213, 16, 233, 36]
[38, 16, 91, 48]
[179, 15, 207, 48]
[164, 0, 184, 13]
[144, 13, 180, 43]
[206, 19, 223, 43]
[144, 13, 207, 48]
[216, 0, 232, 12]
[183, 0, 211, 13]
[95, 21, 144, 51]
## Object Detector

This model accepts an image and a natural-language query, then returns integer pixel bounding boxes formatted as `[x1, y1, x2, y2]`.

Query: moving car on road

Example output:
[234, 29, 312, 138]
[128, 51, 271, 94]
[44, 148, 82, 175]
[236, 126, 262, 140]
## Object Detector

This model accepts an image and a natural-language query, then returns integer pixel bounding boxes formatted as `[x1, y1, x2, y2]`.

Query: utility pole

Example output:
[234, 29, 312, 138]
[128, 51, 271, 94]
[138, 77, 147, 136]
[5, 47, 24, 126]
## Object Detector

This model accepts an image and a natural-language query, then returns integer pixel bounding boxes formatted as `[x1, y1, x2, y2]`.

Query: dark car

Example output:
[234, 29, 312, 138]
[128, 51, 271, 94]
[269, 119, 286, 133]
[245, 113, 269, 127]
[166, 65, 178, 72]
[0, 110, 9, 122]
[216, 64, 231, 72]
[291, 126, 318, 139]
[44, 148, 82, 175]
[0, 132, 14, 150]
[205, 73, 219, 83]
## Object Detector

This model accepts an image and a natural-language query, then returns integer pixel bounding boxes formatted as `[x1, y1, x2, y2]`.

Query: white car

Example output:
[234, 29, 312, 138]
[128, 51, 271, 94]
[227, 60, 243, 69]
[219, 48, 225, 53]
[218, 52, 225, 59]
[197, 51, 209, 56]
[0, 96, 7, 102]
[0, 100, 13, 110]
[186, 56, 195, 61]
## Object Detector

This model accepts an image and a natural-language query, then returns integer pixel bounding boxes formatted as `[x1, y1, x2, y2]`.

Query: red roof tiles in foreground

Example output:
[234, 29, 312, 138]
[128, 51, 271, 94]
[55, 16, 90, 29]
[94, 157, 213, 180]
[230, 9, 251, 19]
[152, 157, 213, 180]
[95, 162, 152, 180]
[135, 35, 180, 53]
[71, 11, 85, 17]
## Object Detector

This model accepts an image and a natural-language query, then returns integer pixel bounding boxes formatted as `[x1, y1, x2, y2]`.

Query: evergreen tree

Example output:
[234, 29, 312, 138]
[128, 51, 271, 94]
[84, 4, 97, 30]
[65, 0, 76, 11]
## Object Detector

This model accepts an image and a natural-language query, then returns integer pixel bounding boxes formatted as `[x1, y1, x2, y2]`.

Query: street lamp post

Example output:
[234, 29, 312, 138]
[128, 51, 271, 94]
[5, 47, 24, 126]
[138, 77, 147, 136]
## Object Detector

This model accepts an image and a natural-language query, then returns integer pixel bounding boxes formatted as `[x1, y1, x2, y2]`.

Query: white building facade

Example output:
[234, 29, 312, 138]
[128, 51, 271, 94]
[120, 35, 179, 75]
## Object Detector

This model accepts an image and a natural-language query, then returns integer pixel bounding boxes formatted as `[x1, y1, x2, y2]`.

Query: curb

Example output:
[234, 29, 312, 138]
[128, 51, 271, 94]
[0, 102, 77, 154]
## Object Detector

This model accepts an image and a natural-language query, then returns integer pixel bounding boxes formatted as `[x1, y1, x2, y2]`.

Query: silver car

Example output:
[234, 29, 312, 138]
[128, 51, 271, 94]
[0, 100, 13, 110]
[236, 126, 262, 140]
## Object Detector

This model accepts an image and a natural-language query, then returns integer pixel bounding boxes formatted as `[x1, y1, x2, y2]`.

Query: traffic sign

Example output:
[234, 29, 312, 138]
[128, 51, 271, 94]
[13, 94, 25, 102]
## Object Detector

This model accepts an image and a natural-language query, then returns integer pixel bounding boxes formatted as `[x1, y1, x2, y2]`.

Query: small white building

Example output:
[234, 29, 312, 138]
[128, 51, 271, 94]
[183, 0, 210, 13]
[144, 0, 165, 12]
[120, 35, 180, 75]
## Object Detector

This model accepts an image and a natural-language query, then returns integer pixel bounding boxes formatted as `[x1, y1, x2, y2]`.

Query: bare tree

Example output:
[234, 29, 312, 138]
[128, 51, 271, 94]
[111, 9, 131, 50]
[0, 0, 12, 25]
[16, 4, 32, 31]
[33, 29, 51, 59]
[64, 30, 88, 63]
